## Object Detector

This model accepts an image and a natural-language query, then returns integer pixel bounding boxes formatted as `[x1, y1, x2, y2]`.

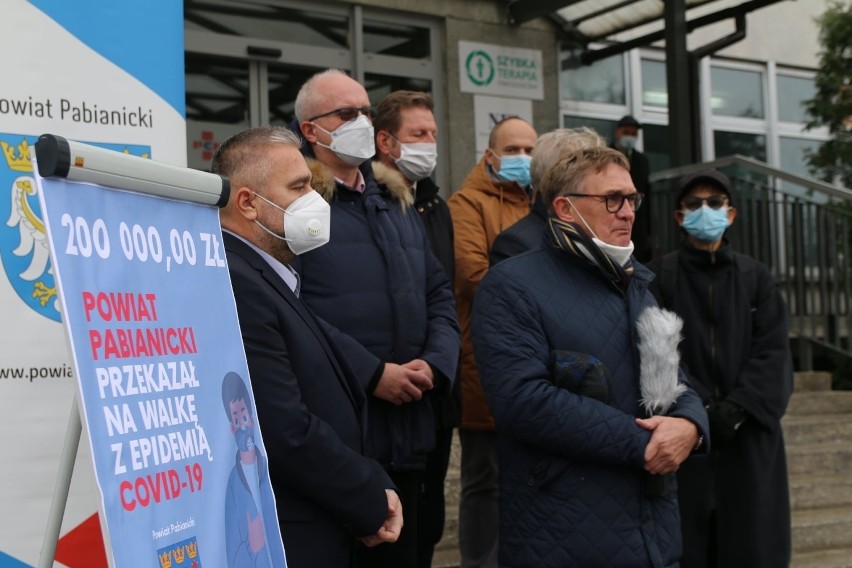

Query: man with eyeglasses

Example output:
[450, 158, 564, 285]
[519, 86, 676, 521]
[290, 69, 460, 568]
[471, 146, 708, 567]
[647, 169, 792, 568]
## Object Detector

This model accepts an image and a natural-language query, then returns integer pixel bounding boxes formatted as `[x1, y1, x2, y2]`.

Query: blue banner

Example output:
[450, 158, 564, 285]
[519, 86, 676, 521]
[35, 172, 287, 568]
[1, 2, 186, 564]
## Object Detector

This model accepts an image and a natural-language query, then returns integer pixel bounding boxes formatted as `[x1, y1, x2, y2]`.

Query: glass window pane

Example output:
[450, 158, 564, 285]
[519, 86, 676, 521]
[642, 123, 671, 174]
[713, 130, 767, 162]
[560, 52, 625, 105]
[711, 67, 765, 118]
[185, 54, 250, 125]
[562, 116, 618, 146]
[364, 74, 433, 104]
[184, 1, 349, 49]
[780, 136, 820, 176]
[779, 136, 827, 201]
[268, 64, 327, 126]
[364, 19, 430, 59]
[185, 53, 251, 171]
[777, 75, 816, 123]
[641, 60, 667, 108]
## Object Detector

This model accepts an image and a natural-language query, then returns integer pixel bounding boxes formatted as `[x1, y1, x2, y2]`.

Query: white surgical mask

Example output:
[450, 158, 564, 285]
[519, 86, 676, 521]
[254, 190, 331, 255]
[393, 139, 438, 181]
[313, 114, 375, 166]
[566, 197, 635, 267]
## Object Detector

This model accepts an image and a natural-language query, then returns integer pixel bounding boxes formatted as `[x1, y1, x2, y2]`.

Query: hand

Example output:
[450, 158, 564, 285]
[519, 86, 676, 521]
[373, 362, 433, 405]
[708, 400, 746, 446]
[361, 489, 404, 547]
[246, 511, 266, 554]
[401, 359, 435, 386]
[635, 416, 699, 475]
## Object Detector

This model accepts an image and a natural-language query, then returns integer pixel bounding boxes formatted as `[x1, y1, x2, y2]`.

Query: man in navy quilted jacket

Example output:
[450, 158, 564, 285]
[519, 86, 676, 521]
[472, 146, 709, 568]
[290, 69, 460, 568]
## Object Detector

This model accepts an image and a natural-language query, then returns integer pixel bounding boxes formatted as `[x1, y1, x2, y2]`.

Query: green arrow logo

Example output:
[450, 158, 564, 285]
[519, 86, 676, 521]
[466, 49, 494, 87]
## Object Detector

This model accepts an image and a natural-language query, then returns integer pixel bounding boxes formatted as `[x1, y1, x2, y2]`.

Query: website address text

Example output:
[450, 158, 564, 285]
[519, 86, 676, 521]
[0, 365, 74, 381]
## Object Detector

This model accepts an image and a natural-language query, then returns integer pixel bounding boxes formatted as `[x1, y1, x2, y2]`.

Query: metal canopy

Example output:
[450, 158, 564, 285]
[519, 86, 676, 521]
[506, 0, 787, 58]
[508, 0, 719, 39]
[506, 0, 788, 166]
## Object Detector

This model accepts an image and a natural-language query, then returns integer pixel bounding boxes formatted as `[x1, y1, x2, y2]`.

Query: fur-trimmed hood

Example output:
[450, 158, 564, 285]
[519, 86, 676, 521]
[371, 160, 414, 209]
[304, 156, 413, 209]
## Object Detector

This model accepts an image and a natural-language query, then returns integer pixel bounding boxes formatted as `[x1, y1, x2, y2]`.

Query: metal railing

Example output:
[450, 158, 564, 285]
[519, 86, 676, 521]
[649, 155, 852, 369]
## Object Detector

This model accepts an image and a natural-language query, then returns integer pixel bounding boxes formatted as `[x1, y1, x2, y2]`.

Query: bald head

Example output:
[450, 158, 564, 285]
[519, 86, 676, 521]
[295, 69, 374, 182]
[294, 69, 367, 123]
[488, 117, 536, 150]
[485, 117, 537, 180]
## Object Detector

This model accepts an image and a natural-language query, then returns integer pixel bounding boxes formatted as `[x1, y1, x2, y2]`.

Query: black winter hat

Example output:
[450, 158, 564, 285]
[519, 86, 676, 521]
[675, 169, 733, 208]
[616, 115, 641, 129]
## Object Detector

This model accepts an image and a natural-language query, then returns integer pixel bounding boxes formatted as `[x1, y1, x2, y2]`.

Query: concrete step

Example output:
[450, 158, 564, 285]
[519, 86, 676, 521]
[431, 546, 460, 568]
[434, 504, 459, 551]
[443, 466, 460, 508]
[787, 442, 852, 476]
[783, 413, 852, 445]
[435, 431, 461, 566]
[790, 474, 852, 510]
[794, 371, 834, 392]
[792, 547, 852, 568]
[792, 504, 852, 553]
[787, 391, 852, 416]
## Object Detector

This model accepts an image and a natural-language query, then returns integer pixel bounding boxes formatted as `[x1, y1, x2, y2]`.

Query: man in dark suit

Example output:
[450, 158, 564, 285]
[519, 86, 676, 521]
[212, 126, 403, 568]
[612, 115, 653, 261]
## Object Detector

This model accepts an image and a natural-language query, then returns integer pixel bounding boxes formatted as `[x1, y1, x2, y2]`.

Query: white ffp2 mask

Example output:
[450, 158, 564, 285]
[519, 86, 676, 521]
[314, 114, 375, 166]
[254, 190, 331, 255]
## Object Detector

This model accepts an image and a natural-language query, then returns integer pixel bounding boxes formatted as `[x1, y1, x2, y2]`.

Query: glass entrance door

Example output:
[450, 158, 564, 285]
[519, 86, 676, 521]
[183, 0, 444, 184]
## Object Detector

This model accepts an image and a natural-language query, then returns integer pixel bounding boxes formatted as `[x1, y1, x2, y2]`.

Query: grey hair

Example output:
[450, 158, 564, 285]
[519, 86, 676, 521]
[211, 126, 302, 192]
[294, 68, 350, 123]
[530, 127, 605, 189]
[539, 146, 629, 210]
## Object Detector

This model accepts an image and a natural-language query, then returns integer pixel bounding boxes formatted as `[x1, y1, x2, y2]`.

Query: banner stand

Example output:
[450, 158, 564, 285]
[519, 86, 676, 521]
[29, 134, 288, 568]
[38, 398, 82, 568]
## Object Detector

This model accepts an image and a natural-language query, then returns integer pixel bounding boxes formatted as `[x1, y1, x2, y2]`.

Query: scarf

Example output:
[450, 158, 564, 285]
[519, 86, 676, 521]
[547, 216, 633, 292]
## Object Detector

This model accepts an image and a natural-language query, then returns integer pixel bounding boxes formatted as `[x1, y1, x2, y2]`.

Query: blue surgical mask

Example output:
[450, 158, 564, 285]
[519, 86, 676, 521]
[682, 205, 729, 242]
[495, 154, 532, 187]
[234, 424, 256, 453]
[618, 135, 637, 153]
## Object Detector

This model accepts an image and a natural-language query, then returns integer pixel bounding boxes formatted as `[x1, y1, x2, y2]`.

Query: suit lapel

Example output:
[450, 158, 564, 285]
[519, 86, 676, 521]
[223, 233, 359, 409]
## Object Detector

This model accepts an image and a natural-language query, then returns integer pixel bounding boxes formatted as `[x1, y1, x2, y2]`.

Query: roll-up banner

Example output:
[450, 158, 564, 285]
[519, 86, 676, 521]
[0, 2, 186, 566]
[32, 137, 287, 568]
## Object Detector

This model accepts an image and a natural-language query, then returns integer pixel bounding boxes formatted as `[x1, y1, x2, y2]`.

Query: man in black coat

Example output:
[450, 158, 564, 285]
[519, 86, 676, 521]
[647, 169, 793, 568]
[372, 90, 458, 568]
[611, 115, 653, 261]
[213, 126, 403, 568]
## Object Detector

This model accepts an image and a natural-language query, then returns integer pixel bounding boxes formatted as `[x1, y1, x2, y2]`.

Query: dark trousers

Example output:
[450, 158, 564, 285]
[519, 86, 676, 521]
[356, 470, 421, 568]
[417, 425, 455, 568]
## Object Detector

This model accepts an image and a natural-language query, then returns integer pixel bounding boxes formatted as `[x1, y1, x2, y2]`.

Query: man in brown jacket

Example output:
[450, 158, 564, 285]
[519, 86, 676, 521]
[447, 116, 537, 568]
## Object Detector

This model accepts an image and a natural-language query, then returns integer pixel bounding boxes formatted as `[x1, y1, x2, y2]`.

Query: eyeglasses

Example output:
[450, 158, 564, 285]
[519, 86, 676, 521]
[307, 106, 376, 122]
[563, 192, 643, 213]
[681, 195, 729, 211]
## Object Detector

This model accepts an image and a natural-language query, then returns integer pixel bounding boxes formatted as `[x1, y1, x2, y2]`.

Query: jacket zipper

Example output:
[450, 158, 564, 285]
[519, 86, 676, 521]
[709, 251, 720, 400]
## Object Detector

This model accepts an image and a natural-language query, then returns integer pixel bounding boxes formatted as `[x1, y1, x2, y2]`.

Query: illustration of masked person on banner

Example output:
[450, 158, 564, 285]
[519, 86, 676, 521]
[222, 371, 284, 568]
